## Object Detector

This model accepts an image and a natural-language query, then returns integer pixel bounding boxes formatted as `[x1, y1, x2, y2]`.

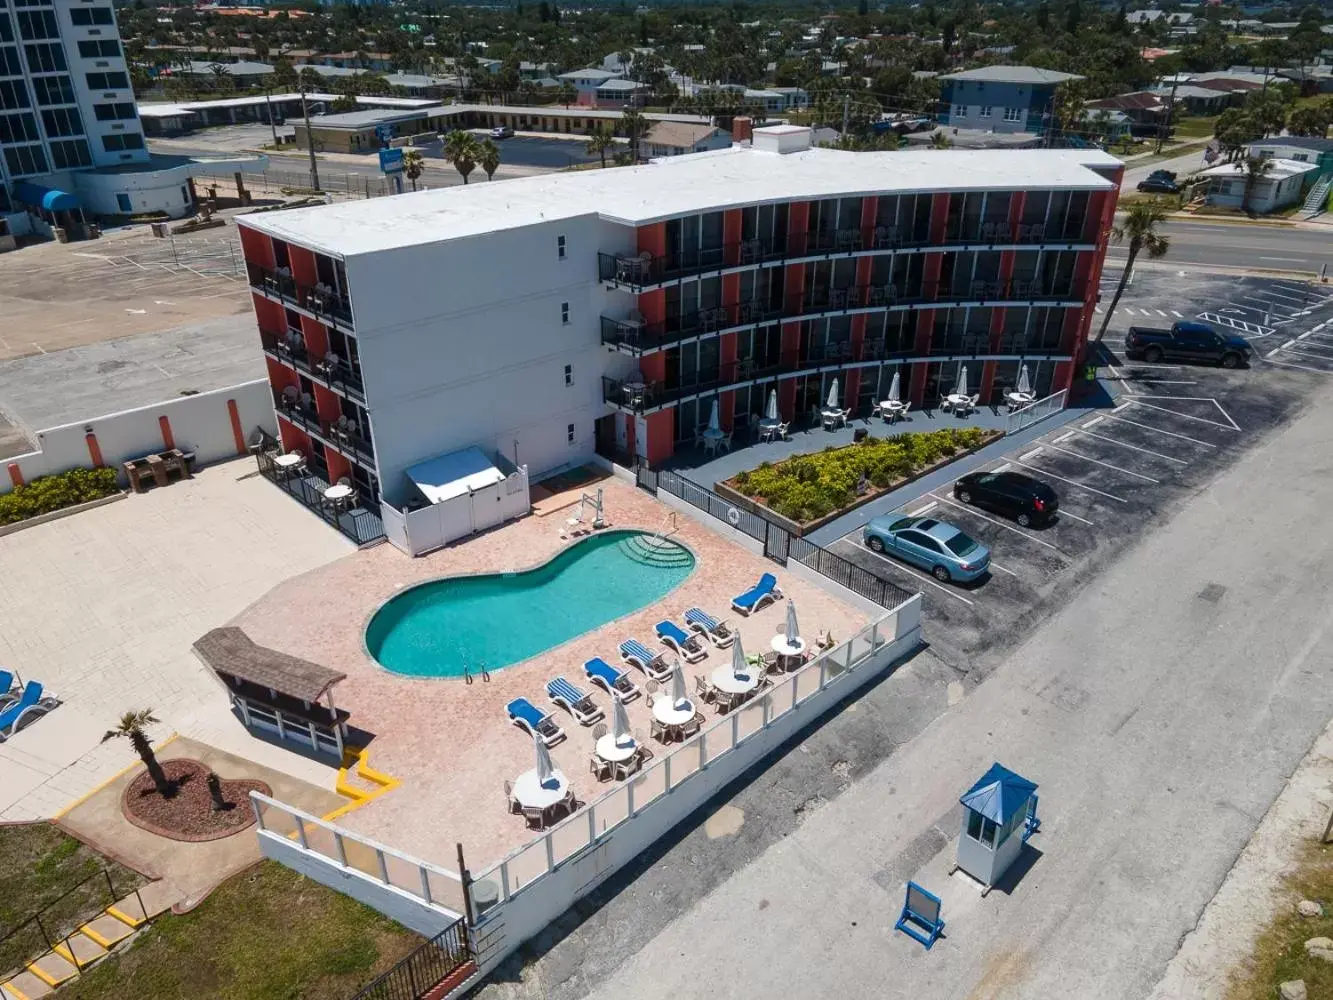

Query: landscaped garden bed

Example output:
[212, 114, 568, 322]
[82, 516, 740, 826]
[719, 427, 1000, 532]
[0, 467, 120, 527]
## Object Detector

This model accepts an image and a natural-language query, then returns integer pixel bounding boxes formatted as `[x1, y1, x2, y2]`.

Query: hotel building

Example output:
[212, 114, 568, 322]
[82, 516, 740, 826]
[237, 125, 1121, 515]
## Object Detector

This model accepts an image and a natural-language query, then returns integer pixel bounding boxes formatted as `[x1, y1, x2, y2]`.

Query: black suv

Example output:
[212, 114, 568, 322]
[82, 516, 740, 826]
[954, 471, 1059, 527]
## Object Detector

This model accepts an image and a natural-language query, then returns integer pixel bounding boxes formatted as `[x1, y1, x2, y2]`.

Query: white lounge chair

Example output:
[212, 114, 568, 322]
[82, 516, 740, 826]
[506, 697, 567, 747]
[584, 658, 642, 703]
[546, 677, 604, 727]
[655, 621, 708, 663]
[619, 639, 675, 683]
[683, 608, 736, 648]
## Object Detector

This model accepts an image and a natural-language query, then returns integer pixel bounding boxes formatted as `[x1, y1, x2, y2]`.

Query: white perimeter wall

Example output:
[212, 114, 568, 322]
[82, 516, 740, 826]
[345, 216, 636, 505]
[74, 163, 195, 220]
[0, 380, 274, 490]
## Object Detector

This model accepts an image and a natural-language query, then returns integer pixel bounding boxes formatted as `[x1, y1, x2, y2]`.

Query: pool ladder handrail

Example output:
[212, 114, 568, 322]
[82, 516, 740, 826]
[646, 512, 678, 550]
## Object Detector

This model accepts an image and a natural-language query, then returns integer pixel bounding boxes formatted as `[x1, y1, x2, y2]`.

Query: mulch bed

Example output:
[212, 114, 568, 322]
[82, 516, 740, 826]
[121, 758, 271, 843]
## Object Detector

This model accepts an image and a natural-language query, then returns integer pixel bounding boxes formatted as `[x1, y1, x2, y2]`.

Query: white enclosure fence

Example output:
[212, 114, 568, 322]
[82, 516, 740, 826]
[1006, 388, 1068, 434]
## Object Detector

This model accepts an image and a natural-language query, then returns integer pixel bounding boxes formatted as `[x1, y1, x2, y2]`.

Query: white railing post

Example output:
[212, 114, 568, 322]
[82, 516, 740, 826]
[588, 805, 597, 843]
[334, 831, 347, 866]
[819, 658, 828, 690]
[376, 848, 390, 883]
[791, 675, 799, 711]
[869, 619, 879, 654]
[664, 754, 672, 790]
[500, 861, 511, 901]
[252, 796, 266, 831]
[544, 833, 555, 871]
[293, 815, 308, 849]
[699, 732, 707, 768]
[419, 865, 433, 905]
[627, 778, 636, 818]
[731, 713, 739, 747]
[762, 693, 771, 726]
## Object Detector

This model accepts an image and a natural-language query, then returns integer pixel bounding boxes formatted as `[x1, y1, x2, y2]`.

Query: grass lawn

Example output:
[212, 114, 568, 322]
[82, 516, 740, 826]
[1174, 116, 1219, 139]
[0, 824, 147, 979]
[1227, 839, 1333, 1000]
[59, 861, 423, 1000]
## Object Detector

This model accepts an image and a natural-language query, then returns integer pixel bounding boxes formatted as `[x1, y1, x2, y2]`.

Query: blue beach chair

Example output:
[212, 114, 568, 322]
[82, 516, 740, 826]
[506, 697, 566, 747]
[731, 573, 782, 616]
[583, 657, 642, 704]
[618, 639, 675, 683]
[0, 681, 59, 741]
[655, 620, 708, 663]
[546, 677, 604, 727]
[683, 608, 736, 648]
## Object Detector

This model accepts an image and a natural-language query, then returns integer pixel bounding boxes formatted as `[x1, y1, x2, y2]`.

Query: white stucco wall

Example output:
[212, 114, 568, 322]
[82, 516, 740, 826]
[73, 162, 194, 218]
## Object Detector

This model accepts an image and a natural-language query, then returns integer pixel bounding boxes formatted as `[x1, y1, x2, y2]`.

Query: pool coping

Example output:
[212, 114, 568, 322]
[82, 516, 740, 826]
[358, 525, 701, 680]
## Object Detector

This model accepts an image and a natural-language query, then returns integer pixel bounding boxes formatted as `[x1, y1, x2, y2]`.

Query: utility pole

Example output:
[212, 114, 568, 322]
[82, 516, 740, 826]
[300, 80, 320, 192]
[841, 93, 850, 136]
[263, 88, 278, 148]
[1155, 74, 1180, 155]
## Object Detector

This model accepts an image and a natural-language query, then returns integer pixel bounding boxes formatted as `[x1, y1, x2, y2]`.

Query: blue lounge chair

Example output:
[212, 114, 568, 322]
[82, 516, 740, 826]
[546, 677, 604, 727]
[0, 671, 15, 711]
[506, 697, 566, 747]
[0, 681, 58, 741]
[731, 572, 782, 616]
[583, 657, 641, 704]
[655, 621, 708, 663]
[619, 639, 674, 683]
[683, 608, 736, 648]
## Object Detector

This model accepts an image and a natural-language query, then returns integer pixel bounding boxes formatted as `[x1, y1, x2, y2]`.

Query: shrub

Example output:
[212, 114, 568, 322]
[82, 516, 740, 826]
[726, 427, 994, 524]
[0, 467, 119, 526]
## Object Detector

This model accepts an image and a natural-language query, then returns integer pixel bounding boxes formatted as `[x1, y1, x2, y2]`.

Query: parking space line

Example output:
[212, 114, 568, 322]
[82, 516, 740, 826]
[1171, 310, 1183, 318]
[1277, 344, 1333, 360]
[1264, 356, 1331, 374]
[988, 561, 1019, 577]
[1125, 399, 1241, 432]
[1053, 506, 1096, 526]
[1018, 447, 1044, 462]
[907, 501, 938, 517]
[1042, 443, 1161, 483]
[1082, 416, 1105, 428]
[1098, 414, 1217, 448]
[1070, 427, 1189, 465]
[1010, 459, 1128, 504]
[846, 539, 975, 605]
[927, 492, 1066, 553]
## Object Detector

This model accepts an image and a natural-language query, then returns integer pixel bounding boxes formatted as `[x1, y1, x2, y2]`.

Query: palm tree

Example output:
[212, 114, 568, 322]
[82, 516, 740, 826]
[929, 130, 952, 149]
[586, 126, 616, 168]
[1093, 202, 1171, 343]
[557, 81, 577, 108]
[479, 138, 501, 181]
[443, 129, 479, 184]
[1241, 155, 1275, 215]
[103, 709, 172, 797]
[620, 106, 647, 163]
[402, 148, 424, 191]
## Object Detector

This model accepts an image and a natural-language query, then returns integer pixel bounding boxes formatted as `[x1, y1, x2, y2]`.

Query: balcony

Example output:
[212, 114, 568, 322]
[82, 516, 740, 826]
[248, 263, 354, 330]
[255, 450, 385, 547]
[272, 389, 375, 466]
[261, 328, 366, 404]
[600, 279, 1081, 356]
[597, 220, 1092, 291]
[273, 387, 322, 435]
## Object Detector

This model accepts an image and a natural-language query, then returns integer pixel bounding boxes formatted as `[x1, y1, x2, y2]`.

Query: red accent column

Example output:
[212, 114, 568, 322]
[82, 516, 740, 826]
[859, 196, 879, 249]
[300, 316, 330, 359]
[719, 332, 738, 428]
[312, 384, 341, 424]
[1074, 172, 1123, 370]
[238, 224, 275, 269]
[158, 415, 175, 451]
[324, 446, 351, 485]
[1008, 192, 1027, 242]
[228, 399, 247, 455]
[276, 416, 310, 454]
[288, 245, 317, 288]
[723, 209, 742, 266]
[645, 410, 673, 465]
[85, 432, 104, 468]
[637, 222, 666, 259]
[7, 463, 23, 488]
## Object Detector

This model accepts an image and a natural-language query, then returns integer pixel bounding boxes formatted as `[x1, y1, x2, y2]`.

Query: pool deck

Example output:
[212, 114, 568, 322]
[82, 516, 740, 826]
[231, 476, 871, 869]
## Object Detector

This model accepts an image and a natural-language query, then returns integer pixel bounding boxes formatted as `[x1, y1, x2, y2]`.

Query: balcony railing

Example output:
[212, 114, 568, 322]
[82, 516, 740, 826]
[600, 278, 1081, 355]
[603, 335, 1067, 413]
[272, 389, 375, 465]
[261, 328, 366, 403]
[321, 420, 375, 466]
[248, 263, 354, 330]
[597, 219, 1091, 289]
[255, 450, 385, 547]
[273, 387, 322, 435]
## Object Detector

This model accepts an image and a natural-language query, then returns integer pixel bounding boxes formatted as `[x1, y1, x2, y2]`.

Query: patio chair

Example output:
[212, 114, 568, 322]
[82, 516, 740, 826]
[731, 572, 783, 616]
[0, 681, 59, 740]
[522, 805, 546, 830]
[893, 401, 912, 424]
[634, 735, 655, 762]
[589, 755, 613, 782]
[583, 657, 642, 703]
[503, 779, 520, 814]
[870, 401, 882, 420]
[620, 639, 675, 683]
[645, 679, 661, 699]
[650, 718, 667, 741]
[506, 697, 567, 748]
[683, 607, 736, 648]
[969, 394, 980, 413]
[655, 621, 708, 663]
[777, 421, 790, 441]
[614, 757, 640, 781]
[816, 629, 836, 652]
[695, 674, 717, 704]
[721, 431, 733, 453]
[682, 713, 704, 738]
[546, 677, 605, 727]
[840, 407, 852, 426]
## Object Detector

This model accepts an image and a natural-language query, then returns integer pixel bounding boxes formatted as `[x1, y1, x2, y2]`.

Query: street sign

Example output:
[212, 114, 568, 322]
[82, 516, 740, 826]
[375, 124, 394, 142]
[379, 148, 404, 175]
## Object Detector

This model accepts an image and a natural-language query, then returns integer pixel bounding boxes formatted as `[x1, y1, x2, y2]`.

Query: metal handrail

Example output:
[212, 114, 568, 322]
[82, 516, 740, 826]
[346, 918, 472, 1000]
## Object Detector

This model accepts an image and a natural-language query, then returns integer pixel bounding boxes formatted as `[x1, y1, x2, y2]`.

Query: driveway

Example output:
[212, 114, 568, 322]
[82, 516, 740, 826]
[0, 457, 353, 820]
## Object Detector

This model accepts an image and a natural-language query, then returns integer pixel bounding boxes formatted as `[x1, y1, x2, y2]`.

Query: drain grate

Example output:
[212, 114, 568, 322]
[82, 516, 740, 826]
[1197, 583, 1227, 604]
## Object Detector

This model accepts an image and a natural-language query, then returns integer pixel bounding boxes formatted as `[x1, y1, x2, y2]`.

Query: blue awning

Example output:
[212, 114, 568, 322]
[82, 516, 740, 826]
[13, 181, 79, 212]
[960, 762, 1037, 825]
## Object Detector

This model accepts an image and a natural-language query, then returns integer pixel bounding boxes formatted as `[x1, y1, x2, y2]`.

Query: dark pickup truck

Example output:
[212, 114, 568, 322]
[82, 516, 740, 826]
[1124, 321, 1252, 369]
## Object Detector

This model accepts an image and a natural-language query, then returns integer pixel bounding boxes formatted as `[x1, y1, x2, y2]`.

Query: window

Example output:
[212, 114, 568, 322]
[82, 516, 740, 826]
[966, 810, 999, 848]
[49, 137, 90, 169]
[69, 6, 112, 24]
[560, 301, 569, 325]
[1003, 107, 1022, 123]
[101, 131, 142, 151]
[15, 8, 56, 39]
[0, 45, 20, 75]
[85, 70, 127, 90]
[978, 105, 992, 119]
[116, 192, 130, 212]
[32, 75, 73, 105]
[40, 105, 81, 136]
[0, 78, 28, 109]
[0, 111, 37, 142]
[77, 39, 119, 59]
[950, 103, 966, 118]
[4, 142, 47, 176]
[563, 363, 573, 386]
[567, 423, 575, 444]
[23, 41, 64, 71]
[557, 234, 566, 259]
[0, 17, 11, 43]
[93, 101, 134, 120]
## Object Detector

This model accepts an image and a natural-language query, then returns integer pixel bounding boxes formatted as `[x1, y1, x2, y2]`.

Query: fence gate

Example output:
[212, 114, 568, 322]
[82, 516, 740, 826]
[636, 464, 658, 493]
[764, 522, 790, 565]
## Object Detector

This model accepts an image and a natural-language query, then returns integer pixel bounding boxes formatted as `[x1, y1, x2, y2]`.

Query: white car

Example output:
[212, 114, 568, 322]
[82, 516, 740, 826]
[490, 126, 513, 139]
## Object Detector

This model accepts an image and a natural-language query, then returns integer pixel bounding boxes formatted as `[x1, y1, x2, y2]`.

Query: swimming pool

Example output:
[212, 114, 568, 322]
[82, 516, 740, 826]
[365, 530, 695, 678]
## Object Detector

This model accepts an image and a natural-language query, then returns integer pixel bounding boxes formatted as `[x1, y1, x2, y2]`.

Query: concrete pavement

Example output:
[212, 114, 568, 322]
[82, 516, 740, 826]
[502, 369, 1333, 1000]
[1121, 144, 1212, 189]
[1106, 220, 1333, 276]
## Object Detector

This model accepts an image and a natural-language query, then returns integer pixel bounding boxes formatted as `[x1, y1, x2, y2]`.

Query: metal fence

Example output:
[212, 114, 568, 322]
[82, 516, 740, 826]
[256, 450, 386, 546]
[190, 164, 395, 200]
[348, 919, 473, 1000]
[656, 469, 769, 542]
[787, 534, 918, 610]
[1005, 389, 1068, 434]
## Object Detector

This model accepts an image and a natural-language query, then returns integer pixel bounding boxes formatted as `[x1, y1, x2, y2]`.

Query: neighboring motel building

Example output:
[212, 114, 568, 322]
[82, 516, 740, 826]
[238, 125, 1120, 513]
[939, 65, 1085, 135]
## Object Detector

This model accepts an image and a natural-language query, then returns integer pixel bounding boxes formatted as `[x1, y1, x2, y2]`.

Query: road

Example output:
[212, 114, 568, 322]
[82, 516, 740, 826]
[1121, 144, 1212, 189]
[1106, 219, 1333, 276]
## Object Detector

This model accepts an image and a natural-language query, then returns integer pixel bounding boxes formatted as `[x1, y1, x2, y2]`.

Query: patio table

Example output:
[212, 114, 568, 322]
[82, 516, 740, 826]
[821, 408, 844, 429]
[324, 483, 353, 502]
[1006, 391, 1035, 409]
[512, 768, 569, 810]
[945, 393, 972, 413]
[651, 697, 695, 728]
[595, 734, 637, 763]
[711, 666, 760, 695]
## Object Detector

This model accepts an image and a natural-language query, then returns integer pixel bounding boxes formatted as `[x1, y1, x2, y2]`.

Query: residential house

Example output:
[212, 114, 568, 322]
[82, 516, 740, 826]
[593, 79, 649, 109]
[939, 65, 1085, 134]
[558, 68, 624, 106]
[640, 122, 731, 158]
[1244, 136, 1333, 175]
[1198, 158, 1318, 213]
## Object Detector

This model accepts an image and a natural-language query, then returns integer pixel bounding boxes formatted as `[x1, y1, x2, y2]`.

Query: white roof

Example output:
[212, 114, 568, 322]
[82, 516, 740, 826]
[1198, 158, 1319, 180]
[240, 143, 1120, 259]
[406, 447, 505, 504]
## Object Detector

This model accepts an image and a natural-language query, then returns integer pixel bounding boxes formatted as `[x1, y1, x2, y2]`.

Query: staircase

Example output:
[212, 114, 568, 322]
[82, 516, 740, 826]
[618, 532, 693, 570]
[1, 891, 162, 999]
[1300, 172, 1332, 219]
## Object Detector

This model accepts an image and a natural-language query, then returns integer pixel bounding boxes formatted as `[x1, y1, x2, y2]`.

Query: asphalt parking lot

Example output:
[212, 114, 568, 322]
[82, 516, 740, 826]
[824, 272, 1333, 676]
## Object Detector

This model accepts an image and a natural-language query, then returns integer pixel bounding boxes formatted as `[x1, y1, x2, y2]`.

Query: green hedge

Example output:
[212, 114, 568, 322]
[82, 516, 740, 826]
[0, 467, 120, 526]
[730, 427, 993, 523]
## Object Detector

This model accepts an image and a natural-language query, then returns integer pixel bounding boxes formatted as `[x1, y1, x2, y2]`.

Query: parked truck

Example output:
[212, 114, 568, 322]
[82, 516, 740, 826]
[1124, 320, 1252, 369]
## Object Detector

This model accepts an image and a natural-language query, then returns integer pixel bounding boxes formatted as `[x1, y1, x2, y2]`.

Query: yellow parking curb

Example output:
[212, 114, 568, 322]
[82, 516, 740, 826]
[320, 747, 400, 823]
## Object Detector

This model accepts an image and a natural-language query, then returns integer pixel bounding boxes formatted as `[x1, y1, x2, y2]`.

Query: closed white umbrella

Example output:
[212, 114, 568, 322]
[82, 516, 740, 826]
[826, 378, 840, 410]
[670, 660, 688, 710]
[731, 632, 748, 679]
[534, 733, 556, 788]
[1017, 364, 1032, 396]
[765, 389, 778, 421]
[957, 366, 969, 399]
[785, 599, 801, 647]
[887, 371, 901, 403]
[706, 397, 721, 433]
[611, 697, 634, 748]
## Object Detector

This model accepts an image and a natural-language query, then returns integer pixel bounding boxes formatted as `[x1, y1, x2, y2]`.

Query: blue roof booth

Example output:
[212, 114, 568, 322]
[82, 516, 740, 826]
[12, 181, 87, 239]
[953, 762, 1039, 893]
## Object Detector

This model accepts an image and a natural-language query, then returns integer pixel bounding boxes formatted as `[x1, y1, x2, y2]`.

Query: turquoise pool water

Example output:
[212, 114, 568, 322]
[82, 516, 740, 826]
[365, 530, 695, 677]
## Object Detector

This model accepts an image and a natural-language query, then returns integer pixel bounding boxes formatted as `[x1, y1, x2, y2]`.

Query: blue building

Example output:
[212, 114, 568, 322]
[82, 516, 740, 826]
[939, 66, 1084, 135]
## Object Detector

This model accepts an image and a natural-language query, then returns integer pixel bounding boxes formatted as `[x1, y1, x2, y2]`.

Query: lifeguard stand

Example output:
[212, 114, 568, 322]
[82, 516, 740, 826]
[951, 762, 1039, 895]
